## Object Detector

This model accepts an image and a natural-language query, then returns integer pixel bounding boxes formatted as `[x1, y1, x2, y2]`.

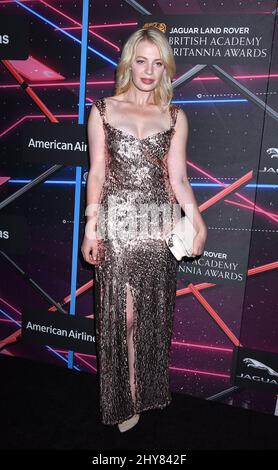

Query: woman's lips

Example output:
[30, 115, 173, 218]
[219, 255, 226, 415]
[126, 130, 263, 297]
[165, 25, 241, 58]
[141, 78, 154, 84]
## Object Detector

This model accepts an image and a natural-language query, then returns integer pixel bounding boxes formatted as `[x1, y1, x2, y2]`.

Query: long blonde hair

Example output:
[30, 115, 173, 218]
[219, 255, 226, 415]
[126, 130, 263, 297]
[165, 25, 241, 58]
[115, 27, 176, 110]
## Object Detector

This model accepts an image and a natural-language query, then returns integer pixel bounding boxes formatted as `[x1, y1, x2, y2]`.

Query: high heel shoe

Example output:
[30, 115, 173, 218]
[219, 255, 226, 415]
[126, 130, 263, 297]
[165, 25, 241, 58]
[118, 413, 140, 432]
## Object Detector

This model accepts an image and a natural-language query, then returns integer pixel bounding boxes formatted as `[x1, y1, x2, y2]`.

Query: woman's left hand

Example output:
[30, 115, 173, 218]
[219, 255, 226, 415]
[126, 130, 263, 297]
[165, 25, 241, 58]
[191, 229, 207, 257]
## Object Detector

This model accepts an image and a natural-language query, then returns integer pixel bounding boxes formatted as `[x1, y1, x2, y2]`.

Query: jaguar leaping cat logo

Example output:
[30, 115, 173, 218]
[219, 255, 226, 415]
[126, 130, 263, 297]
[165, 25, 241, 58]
[266, 148, 278, 158]
[243, 358, 278, 377]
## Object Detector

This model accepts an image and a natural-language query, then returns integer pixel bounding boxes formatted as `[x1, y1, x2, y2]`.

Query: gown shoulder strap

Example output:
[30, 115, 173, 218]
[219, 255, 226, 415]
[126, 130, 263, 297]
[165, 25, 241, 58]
[94, 97, 107, 123]
[170, 103, 180, 130]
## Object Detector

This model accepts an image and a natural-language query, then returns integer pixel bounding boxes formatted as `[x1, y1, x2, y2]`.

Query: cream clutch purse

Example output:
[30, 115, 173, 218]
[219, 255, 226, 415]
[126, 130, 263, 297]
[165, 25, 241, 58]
[164, 215, 197, 260]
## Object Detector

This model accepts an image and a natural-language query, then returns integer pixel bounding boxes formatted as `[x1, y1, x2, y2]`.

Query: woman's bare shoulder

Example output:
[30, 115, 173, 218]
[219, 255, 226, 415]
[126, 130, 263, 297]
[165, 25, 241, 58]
[105, 95, 125, 103]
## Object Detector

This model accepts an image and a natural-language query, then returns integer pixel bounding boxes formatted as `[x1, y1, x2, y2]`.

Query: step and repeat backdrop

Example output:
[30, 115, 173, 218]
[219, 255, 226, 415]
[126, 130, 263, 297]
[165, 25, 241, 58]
[0, 1, 277, 416]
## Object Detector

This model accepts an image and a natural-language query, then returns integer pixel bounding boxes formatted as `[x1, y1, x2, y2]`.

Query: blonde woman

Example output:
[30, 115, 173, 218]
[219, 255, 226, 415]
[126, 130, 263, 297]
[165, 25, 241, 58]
[81, 25, 207, 432]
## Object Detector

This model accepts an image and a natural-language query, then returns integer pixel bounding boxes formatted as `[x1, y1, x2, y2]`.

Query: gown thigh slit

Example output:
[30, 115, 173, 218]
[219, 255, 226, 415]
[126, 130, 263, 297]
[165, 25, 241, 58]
[124, 282, 138, 412]
[93, 97, 181, 426]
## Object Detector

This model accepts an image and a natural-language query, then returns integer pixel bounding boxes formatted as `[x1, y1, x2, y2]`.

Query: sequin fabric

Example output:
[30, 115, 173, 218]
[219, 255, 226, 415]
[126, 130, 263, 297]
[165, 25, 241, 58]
[93, 97, 181, 425]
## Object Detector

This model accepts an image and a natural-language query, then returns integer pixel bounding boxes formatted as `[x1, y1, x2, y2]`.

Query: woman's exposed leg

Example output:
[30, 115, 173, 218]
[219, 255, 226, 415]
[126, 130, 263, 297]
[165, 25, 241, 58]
[118, 283, 140, 432]
[125, 283, 136, 406]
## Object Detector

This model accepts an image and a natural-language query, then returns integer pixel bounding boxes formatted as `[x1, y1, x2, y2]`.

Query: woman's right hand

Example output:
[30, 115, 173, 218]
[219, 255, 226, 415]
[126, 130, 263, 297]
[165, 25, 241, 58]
[81, 234, 103, 265]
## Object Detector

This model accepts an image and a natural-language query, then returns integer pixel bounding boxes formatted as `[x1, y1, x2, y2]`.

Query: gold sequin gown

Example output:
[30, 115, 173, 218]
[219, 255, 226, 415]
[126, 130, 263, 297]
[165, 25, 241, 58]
[93, 97, 180, 425]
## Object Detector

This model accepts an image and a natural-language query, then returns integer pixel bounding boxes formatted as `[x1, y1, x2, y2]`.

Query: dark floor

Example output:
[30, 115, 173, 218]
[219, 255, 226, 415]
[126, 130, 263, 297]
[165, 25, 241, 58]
[0, 354, 277, 451]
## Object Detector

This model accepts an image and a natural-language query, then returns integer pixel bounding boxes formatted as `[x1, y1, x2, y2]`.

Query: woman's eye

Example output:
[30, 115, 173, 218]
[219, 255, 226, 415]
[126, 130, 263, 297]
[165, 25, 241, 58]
[136, 60, 163, 66]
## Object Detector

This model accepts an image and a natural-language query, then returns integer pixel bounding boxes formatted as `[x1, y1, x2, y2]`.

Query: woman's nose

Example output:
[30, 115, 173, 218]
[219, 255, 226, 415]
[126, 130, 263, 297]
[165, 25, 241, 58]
[145, 67, 153, 75]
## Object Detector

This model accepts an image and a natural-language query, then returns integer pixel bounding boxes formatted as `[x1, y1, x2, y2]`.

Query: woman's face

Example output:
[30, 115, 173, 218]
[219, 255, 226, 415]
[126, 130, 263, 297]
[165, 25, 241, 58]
[130, 39, 165, 92]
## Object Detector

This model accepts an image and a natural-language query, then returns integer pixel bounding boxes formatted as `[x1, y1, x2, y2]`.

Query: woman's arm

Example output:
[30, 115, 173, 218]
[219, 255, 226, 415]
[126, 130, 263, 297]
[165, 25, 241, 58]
[167, 108, 207, 254]
[85, 103, 106, 240]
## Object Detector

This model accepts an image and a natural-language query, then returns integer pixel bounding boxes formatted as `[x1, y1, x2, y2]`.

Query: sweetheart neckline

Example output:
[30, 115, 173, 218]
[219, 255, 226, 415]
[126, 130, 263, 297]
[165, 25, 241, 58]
[104, 121, 173, 142]
[101, 97, 175, 142]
